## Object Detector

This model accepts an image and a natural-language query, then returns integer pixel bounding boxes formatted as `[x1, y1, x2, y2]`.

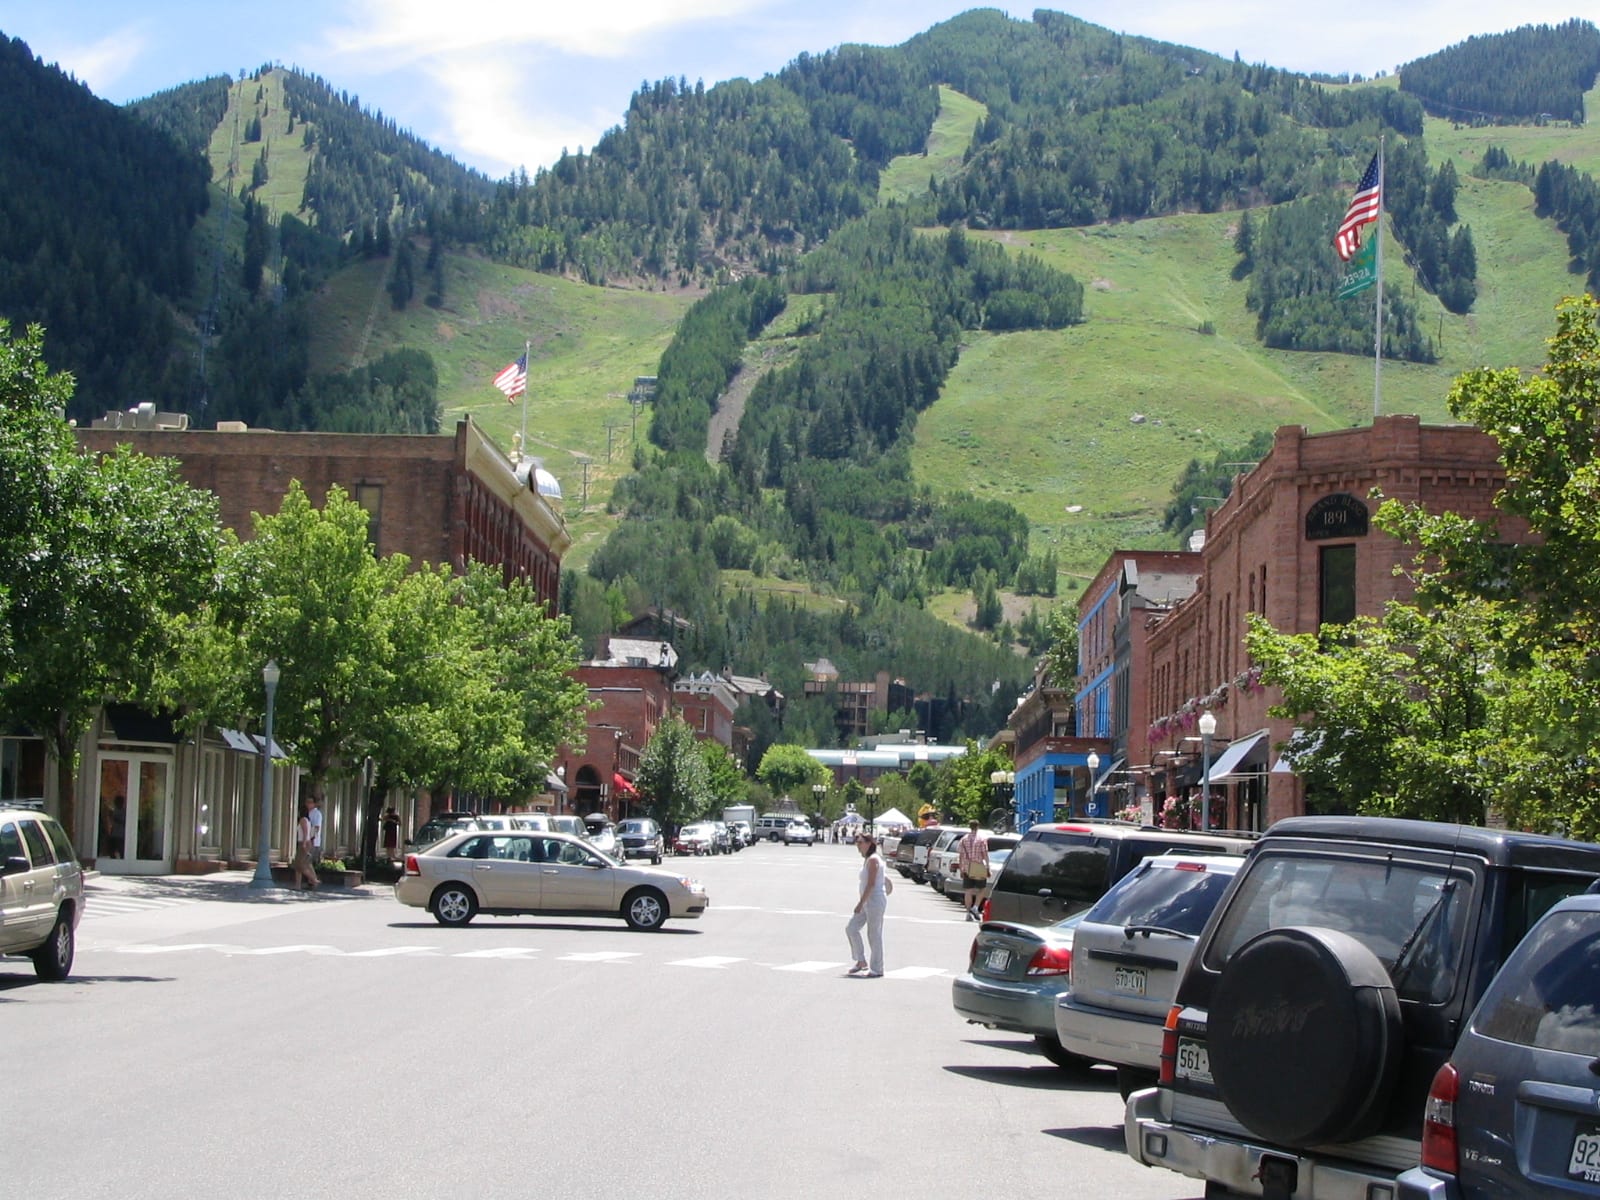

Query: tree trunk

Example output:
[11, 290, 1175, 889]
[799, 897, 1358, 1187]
[49, 711, 79, 849]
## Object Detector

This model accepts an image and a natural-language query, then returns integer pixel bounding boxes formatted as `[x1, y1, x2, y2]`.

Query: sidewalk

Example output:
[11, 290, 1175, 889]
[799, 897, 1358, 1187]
[84, 867, 392, 905]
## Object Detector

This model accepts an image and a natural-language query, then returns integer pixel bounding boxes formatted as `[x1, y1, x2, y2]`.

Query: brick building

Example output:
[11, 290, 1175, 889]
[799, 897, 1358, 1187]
[1137, 414, 1523, 829]
[556, 639, 679, 822]
[57, 416, 569, 874]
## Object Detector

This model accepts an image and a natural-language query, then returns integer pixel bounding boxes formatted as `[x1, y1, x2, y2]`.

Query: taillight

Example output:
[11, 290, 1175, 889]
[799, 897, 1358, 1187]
[1026, 944, 1073, 976]
[1158, 1004, 1182, 1085]
[980, 897, 992, 921]
[403, 854, 420, 876]
[968, 938, 979, 970]
[1419, 1062, 1460, 1174]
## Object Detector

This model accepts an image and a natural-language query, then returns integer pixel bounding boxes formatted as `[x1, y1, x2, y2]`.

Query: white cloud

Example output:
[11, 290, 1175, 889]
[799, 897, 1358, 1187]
[29, 26, 149, 94]
[325, 0, 775, 63]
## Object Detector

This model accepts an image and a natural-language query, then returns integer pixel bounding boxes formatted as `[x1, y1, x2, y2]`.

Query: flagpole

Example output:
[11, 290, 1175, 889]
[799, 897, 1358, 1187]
[1373, 137, 1384, 418]
[517, 338, 531, 466]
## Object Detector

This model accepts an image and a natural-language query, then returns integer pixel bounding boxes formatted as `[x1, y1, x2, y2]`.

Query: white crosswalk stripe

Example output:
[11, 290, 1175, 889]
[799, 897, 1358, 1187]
[667, 955, 743, 969]
[556, 950, 639, 963]
[772, 960, 849, 973]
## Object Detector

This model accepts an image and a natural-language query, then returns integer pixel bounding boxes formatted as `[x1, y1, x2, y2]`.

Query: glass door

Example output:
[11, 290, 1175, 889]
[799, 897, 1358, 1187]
[96, 754, 172, 874]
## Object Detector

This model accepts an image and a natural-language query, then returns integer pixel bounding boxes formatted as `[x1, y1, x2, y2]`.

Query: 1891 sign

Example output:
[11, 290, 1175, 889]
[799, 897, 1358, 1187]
[1305, 492, 1368, 540]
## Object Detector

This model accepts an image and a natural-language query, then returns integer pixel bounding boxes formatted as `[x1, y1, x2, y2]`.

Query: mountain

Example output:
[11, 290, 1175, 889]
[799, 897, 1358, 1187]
[2, 13, 1599, 746]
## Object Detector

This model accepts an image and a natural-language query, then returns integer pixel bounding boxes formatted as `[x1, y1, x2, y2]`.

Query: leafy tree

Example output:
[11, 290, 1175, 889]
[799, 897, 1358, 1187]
[756, 742, 828, 802]
[0, 323, 222, 842]
[634, 715, 710, 829]
[933, 742, 1012, 824]
[236, 481, 409, 810]
[1245, 603, 1502, 822]
[697, 739, 747, 810]
[1042, 605, 1080, 689]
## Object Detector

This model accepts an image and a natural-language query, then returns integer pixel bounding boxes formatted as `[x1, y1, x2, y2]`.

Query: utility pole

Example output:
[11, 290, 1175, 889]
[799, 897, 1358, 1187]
[573, 454, 592, 510]
[604, 421, 623, 463]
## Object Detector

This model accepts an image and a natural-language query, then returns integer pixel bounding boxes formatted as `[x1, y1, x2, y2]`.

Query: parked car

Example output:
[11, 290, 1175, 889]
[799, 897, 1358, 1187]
[986, 821, 1253, 927]
[582, 813, 623, 859]
[0, 805, 83, 981]
[952, 910, 1088, 1068]
[710, 821, 734, 854]
[616, 818, 665, 864]
[475, 813, 550, 832]
[396, 829, 708, 931]
[1399, 887, 1600, 1200]
[755, 813, 797, 842]
[943, 834, 1018, 899]
[728, 821, 754, 849]
[911, 825, 962, 884]
[783, 820, 816, 846]
[1053, 853, 1244, 1098]
[673, 823, 716, 856]
[894, 827, 939, 877]
[924, 827, 975, 893]
[1124, 816, 1600, 1200]
[408, 812, 481, 850]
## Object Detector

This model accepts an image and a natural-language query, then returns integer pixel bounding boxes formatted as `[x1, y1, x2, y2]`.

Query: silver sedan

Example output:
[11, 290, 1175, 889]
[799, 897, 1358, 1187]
[395, 830, 709, 931]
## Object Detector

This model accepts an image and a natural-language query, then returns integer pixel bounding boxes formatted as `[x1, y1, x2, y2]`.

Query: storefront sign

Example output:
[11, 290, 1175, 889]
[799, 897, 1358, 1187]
[1305, 492, 1369, 541]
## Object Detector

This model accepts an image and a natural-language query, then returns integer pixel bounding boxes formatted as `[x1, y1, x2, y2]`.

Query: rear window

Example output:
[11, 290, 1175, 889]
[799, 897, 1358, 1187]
[1086, 862, 1237, 937]
[995, 832, 1111, 913]
[1202, 851, 1473, 1004]
[19, 818, 54, 865]
[1473, 909, 1600, 1056]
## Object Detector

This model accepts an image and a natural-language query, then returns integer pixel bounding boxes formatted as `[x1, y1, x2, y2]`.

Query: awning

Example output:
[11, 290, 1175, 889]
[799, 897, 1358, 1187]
[1202, 731, 1269, 784]
[546, 771, 568, 793]
[251, 733, 291, 760]
[218, 728, 258, 754]
[613, 773, 637, 795]
[103, 704, 179, 745]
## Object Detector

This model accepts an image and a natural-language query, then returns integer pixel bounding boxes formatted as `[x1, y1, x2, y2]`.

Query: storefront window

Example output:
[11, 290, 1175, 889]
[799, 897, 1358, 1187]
[1320, 543, 1357, 627]
[0, 738, 46, 805]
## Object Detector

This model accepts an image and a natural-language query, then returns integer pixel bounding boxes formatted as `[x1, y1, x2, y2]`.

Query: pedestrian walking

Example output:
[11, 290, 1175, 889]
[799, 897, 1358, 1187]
[307, 796, 323, 863]
[293, 802, 318, 891]
[957, 819, 990, 921]
[381, 806, 401, 862]
[845, 833, 890, 977]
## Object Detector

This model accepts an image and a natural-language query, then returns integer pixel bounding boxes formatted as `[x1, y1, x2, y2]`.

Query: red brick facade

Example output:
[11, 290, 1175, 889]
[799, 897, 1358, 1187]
[1138, 415, 1522, 828]
[75, 419, 567, 608]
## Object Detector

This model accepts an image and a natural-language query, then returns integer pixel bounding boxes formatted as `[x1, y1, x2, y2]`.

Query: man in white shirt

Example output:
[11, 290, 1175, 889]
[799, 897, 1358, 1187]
[307, 796, 323, 864]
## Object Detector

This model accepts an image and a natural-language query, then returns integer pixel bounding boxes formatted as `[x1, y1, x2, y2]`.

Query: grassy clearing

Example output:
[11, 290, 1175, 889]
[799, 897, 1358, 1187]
[1425, 83, 1600, 179]
[207, 70, 313, 225]
[878, 86, 986, 204]
[306, 254, 692, 568]
[917, 177, 1582, 582]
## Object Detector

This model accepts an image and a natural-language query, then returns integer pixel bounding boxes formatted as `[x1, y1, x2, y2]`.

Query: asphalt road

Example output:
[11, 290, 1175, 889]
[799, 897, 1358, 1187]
[6, 842, 1205, 1200]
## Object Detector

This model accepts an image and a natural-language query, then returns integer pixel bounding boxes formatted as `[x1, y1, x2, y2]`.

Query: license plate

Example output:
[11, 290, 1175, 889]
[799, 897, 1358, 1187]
[1175, 1038, 1212, 1085]
[1113, 966, 1147, 995]
[984, 947, 1011, 972]
[1570, 1128, 1600, 1181]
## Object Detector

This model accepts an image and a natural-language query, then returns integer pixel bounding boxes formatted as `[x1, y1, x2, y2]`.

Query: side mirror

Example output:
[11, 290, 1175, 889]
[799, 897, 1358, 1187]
[2, 855, 31, 877]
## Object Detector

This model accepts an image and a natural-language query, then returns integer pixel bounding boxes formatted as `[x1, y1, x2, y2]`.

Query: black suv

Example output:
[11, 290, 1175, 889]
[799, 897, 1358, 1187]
[986, 821, 1254, 927]
[1125, 816, 1600, 1200]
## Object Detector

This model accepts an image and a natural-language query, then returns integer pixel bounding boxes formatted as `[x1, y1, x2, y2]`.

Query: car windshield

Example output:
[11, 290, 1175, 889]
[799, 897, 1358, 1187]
[1202, 851, 1473, 1004]
[618, 821, 649, 834]
[1086, 863, 1237, 937]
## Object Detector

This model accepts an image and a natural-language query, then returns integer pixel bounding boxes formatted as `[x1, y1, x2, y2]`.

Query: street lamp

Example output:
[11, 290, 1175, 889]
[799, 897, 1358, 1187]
[1086, 750, 1101, 818]
[1198, 710, 1217, 833]
[988, 769, 1015, 829]
[250, 659, 281, 891]
[865, 785, 879, 825]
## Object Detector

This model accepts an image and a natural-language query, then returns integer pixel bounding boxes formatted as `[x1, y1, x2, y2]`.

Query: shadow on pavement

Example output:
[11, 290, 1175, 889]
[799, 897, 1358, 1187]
[87, 875, 386, 904]
[1042, 1124, 1128, 1153]
[943, 1062, 1116, 1093]
[386, 919, 702, 935]
[0, 972, 173, 995]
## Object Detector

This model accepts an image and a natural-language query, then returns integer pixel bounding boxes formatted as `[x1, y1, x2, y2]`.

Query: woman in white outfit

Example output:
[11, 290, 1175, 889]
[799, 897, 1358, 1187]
[846, 834, 889, 977]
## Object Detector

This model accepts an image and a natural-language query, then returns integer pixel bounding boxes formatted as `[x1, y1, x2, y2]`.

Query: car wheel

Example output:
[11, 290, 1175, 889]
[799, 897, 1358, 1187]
[623, 887, 668, 931]
[1033, 1035, 1087, 1071]
[651, 850, 662, 865]
[430, 883, 478, 927]
[1209, 926, 1402, 1147]
[31, 907, 75, 981]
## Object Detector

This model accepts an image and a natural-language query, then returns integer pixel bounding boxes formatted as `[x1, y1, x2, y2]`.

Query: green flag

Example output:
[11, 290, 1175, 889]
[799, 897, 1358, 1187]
[1337, 234, 1377, 299]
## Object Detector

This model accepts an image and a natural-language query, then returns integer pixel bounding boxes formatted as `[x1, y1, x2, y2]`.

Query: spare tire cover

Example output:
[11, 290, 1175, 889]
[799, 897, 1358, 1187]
[1208, 926, 1402, 1147]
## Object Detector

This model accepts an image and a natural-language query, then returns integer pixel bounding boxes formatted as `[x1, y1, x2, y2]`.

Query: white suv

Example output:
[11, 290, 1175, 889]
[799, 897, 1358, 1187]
[0, 806, 83, 980]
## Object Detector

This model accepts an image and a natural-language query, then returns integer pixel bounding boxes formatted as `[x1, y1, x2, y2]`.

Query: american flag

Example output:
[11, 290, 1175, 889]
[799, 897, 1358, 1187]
[492, 353, 527, 400]
[1334, 153, 1382, 262]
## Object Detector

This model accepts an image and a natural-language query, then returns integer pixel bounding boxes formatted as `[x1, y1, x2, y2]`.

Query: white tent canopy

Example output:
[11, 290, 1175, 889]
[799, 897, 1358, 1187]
[872, 807, 912, 829]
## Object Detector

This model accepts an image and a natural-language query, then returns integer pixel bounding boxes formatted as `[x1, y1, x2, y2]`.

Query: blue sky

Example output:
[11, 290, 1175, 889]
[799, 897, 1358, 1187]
[6, 2, 1589, 179]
